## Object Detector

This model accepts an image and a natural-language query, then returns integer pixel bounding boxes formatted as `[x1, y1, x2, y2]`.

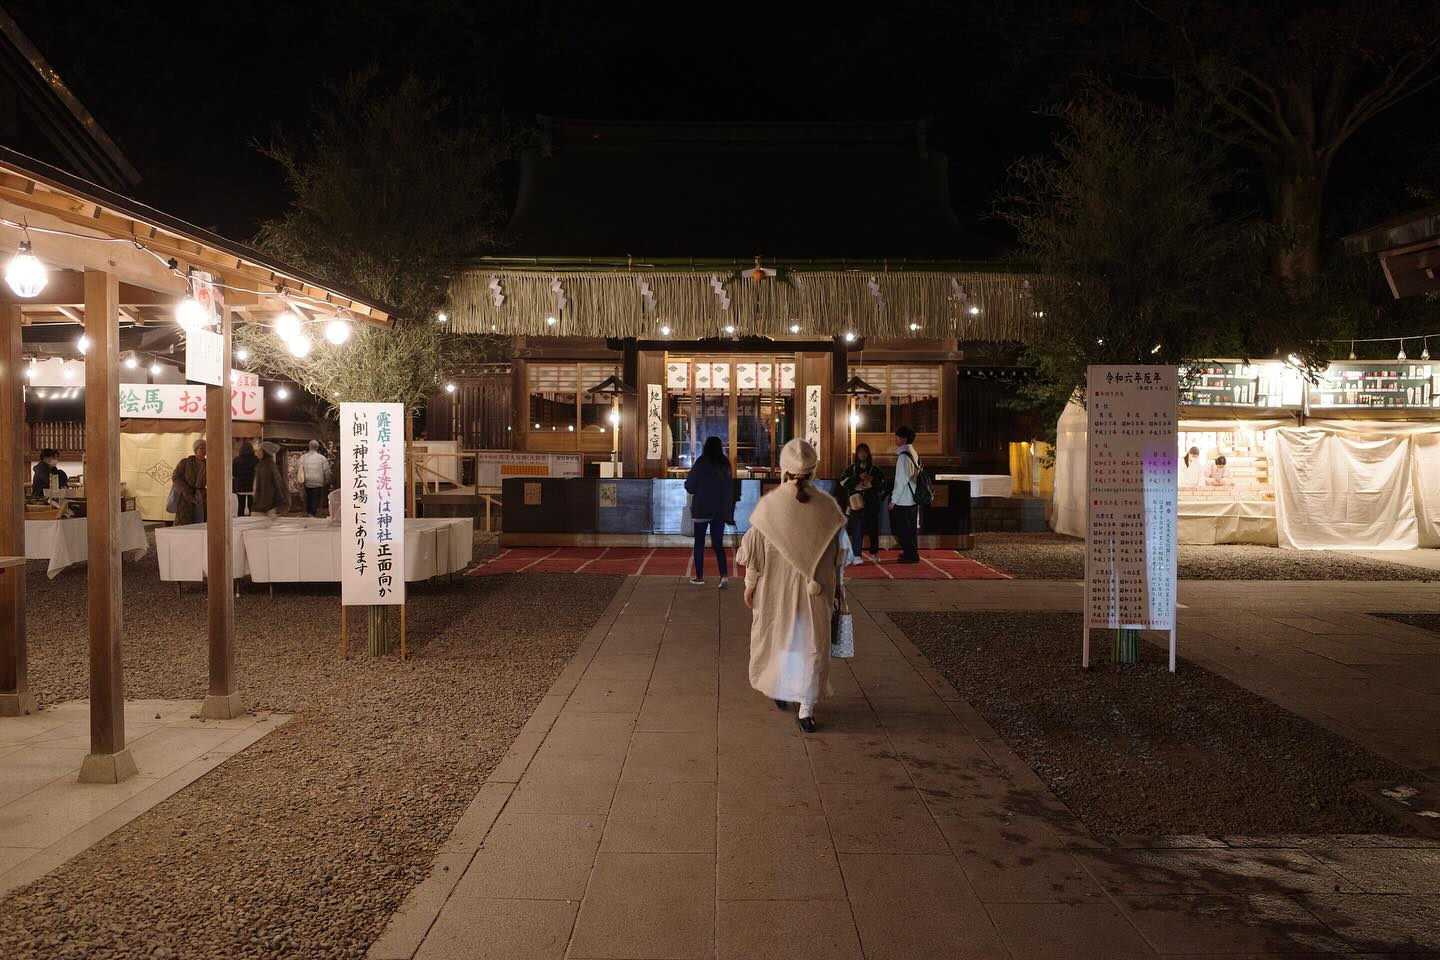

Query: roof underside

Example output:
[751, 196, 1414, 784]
[1344, 205, 1440, 298]
[502, 118, 977, 259]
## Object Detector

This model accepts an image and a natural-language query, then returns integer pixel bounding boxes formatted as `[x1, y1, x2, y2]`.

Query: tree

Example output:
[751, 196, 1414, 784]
[241, 68, 513, 420]
[1001, 86, 1261, 429]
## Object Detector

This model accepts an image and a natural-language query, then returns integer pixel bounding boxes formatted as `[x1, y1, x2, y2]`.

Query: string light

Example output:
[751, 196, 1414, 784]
[545, 316, 557, 326]
[908, 323, 920, 331]
[844, 332, 856, 342]
[288, 335, 313, 359]
[274, 307, 302, 341]
[1398, 339, 1407, 361]
[5, 236, 46, 297]
[1349, 341, 1357, 360]
[275, 385, 290, 400]
[437, 312, 448, 323]
[235, 347, 249, 362]
[176, 296, 208, 332]
[1423, 338, 1432, 361]
[788, 324, 800, 334]
[149, 361, 161, 376]
[125, 355, 138, 369]
[724, 325, 735, 335]
[324, 316, 352, 345]
[967, 305, 981, 316]
[444, 382, 456, 393]
[659, 325, 671, 336]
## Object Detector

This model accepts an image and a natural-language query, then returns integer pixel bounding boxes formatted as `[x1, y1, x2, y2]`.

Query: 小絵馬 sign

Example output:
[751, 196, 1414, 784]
[119, 383, 264, 421]
[1084, 365, 1178, 633]
[646, 384, 663, 460]
[804, 384, 822, 458]
[340, 402, 406, 606]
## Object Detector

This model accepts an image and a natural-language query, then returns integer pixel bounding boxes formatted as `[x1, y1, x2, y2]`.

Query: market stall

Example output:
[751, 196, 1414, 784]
[1053, 359, 1440, 549]
[25, 510, 147, 578]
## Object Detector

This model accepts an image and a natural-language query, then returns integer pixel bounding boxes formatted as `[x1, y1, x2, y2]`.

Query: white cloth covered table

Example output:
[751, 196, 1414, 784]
[243, 518, 473, 584]
[155, 516, 274, 582]
[25, 511, 148, 579]
[1178, 499, 1276, 545]
[935, 474, 1014, 498]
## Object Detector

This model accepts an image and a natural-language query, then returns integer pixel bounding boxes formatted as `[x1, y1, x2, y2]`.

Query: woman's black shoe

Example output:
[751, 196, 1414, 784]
[797, 716, 817, 733]
[774, 699, 792, 712]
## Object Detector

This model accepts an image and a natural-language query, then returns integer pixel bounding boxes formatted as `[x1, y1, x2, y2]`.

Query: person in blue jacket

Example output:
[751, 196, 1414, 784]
[685, 436, 734, 588]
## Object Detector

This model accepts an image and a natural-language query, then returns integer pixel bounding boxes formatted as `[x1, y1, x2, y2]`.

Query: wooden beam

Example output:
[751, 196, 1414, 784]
[0, 303, 35, 715]
[78, 268, 136, 783]
[202, 310, 242, 719]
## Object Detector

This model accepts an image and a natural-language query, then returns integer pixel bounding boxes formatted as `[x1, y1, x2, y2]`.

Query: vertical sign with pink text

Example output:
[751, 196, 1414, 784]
[341, 402, 406, 606]
[1085, 366, 1177, 631]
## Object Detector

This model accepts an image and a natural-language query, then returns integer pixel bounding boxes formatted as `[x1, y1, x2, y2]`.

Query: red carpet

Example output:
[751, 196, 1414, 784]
[469, 547, 1010, 580]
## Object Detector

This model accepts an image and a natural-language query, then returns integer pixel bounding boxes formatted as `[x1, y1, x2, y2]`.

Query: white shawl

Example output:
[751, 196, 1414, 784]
[748, 481, 846, 596]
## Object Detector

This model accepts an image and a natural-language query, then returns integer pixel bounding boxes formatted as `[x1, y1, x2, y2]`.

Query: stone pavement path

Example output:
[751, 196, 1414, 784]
[372, 576, 1440, 959]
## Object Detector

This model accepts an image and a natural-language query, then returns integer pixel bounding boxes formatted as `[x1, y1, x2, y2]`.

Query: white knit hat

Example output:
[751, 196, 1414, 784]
[779, 438, 818, 477]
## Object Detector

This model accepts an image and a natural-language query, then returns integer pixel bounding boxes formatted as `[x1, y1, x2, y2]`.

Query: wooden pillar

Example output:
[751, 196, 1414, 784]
[0, 304, 35, 716]
[201, 309, 241, 719]
[79, 268, 135, 783]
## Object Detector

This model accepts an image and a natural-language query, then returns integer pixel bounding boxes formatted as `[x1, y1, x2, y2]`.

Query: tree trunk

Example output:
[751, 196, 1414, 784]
[1268, 147, 1330, 294]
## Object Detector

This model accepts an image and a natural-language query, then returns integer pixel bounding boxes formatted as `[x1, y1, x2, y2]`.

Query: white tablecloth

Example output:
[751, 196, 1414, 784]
[1178, 499, 1277, 546]
[155, 516, 275, 582]
[25, 511, 149, 579]
[935, 474, 1014, 498]
[243, 518, 473, 584]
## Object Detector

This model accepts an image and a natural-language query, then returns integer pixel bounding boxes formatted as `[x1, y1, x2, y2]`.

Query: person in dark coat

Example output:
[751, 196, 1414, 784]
[839, 443, 885, 562]
[685, 436, 734, 587]
[171, 439, 207, 526]
[30, 449, 68, 500]
[232, 440, 258, 517]
[252, 441, 290, 517]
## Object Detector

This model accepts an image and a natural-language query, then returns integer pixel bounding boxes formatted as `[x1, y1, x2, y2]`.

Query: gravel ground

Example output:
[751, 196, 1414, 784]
[0, 544, 622, 960]
[891, 610, 1417, 838]
[968, 532, 1440, 581]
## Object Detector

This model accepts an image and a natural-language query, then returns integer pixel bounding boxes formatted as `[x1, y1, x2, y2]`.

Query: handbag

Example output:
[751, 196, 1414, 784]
[830, 596, 855, 658]
[848, 492, 866, 512]
[165, 483, 182, 515]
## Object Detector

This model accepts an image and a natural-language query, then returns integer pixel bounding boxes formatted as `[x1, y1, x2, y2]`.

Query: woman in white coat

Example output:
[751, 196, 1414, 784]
[737, 438, 846, 732]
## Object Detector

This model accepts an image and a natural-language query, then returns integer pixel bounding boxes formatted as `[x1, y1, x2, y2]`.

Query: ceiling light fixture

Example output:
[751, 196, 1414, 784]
[5, 236, 46, 298]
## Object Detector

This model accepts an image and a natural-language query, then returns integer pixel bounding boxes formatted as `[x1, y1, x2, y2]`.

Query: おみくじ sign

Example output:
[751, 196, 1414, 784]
[341, 403, 406, 606]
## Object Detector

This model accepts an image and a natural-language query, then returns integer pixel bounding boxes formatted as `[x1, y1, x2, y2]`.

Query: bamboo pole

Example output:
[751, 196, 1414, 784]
[400, 603, 407, 661]
[340, 604, 348, 659]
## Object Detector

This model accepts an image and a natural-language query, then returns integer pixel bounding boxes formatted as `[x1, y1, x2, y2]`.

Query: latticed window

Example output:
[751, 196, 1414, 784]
[849, 365, 941, 435]
[528, 364, 578, 433]
[581, 364, 619, 434]
[851, 365, 888, 432]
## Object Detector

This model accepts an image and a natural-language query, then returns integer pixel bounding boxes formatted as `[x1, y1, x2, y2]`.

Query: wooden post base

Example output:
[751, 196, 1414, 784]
[200, 691, 245, 720]
[78, 748, 138, 784]
[0, 692, 38, 716]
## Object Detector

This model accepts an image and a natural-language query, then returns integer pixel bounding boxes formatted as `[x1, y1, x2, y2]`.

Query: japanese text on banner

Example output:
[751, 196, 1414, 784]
[341, 402, 406, 606]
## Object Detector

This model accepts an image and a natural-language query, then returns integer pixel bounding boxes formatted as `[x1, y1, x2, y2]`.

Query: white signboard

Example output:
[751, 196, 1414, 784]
[341, 403, 406, 606]
[119, 383, 264, 421]
[186, 328, 225, 386]
[474, 452, 582, 490]
[646, 383, 663, 460]
[1084, 365, 1178, 668]
[804, 384, 823, 458]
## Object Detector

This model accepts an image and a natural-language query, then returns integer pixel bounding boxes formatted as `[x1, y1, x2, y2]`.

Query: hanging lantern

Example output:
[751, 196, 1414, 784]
[5, 239, 47, 298]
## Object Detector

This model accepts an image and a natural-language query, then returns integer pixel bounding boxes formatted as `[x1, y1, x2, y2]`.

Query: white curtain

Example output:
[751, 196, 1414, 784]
[1051, 398, 1088, 538]
[1411, 433, 1440, 548]
[1274, 427, 1417, 550]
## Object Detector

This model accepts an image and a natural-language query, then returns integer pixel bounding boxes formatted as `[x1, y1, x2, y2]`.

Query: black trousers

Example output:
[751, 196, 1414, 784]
[846, 505, 880, 556]
[891, 504, 920, 560]
[304, 486, 326, 516]
[692, 518, 728, 578]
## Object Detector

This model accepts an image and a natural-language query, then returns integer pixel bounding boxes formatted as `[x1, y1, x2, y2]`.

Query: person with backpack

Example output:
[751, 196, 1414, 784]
[889, 425, 924, 564]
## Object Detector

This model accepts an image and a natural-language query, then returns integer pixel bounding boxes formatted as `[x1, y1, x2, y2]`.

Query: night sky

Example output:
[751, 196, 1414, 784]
[7, 0, 1435, 255]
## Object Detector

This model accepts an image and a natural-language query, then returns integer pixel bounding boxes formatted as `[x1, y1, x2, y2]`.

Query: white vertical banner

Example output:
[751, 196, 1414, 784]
[341, 402, 406, 606]
[646, 384, 663, 460]
[805, 384, 823, 458]
[1084, 366, 1178, 651]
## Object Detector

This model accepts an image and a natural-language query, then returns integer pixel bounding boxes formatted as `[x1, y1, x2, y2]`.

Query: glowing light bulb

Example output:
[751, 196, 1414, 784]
[567, 424, 574, 432]
[235, 348, 250, 362]
[724, 325, 736, 335]
[177, 296, 208, 331]
[288, 335, 313, 359]
[789, 324, 801, 334]
[844, 332, 856, 342]
[25, 363, 37, 380]
[545, 316, 557, 326]
[276, 386, 290, 400]
[967, 305, 981, 316]
[437, 312, 448, 323]
[909, 323, 920, 332]
[76, 335, 91, 355]
[274, 308, 302, 341]
[849, 413, 860, 427]
[607, 409, 621, 426]
[445, 382, 456, 393]
[659, 325, 671, 336]
[150, 362, 161, 376]
[125, 355, 138, 369]
[5, 241, 46, 298]
[324, 317, 352, 345]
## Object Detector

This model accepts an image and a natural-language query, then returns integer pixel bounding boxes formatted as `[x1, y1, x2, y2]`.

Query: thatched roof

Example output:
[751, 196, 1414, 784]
[445, 266, 1040, 341]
